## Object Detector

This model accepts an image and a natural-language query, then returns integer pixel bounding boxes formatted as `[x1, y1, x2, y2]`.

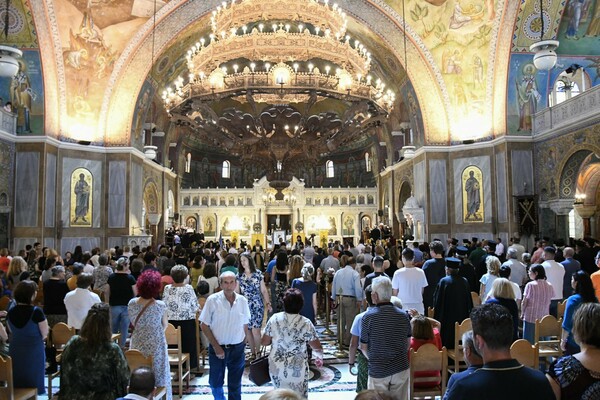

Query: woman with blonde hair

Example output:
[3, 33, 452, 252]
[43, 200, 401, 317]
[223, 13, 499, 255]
[7, 256, 28, 290]
[485, 277, 519, 340]
[291, 263, 318, 324]
[287, 254, 304, 284]
[479, 255, 500, 301]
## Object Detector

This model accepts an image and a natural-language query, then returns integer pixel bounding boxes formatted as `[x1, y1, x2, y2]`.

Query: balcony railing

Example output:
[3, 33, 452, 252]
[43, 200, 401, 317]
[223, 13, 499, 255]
[0, 109, 16, 135]
[533, 84, 600, 137]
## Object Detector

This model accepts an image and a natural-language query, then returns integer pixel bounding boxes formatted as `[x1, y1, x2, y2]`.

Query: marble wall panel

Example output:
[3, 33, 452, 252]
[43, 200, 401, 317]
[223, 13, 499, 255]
[13, 237, 37, 252]
[108, 161, 127, 228]
[413, 161, 427, 210]
[108, 236, 124, 249]
[61, 158, 102, 228]
[511, 150, 534, 196]
[45, 153, 56, 227]
[130, 162, 143, 228]
[453, 156, 492, 225]
[496, 152, 508, 223]
[429, 159, 448, 225]
[44, 237, 55, 250]
[15, 152, 39, 227]
[61, 237, 99, 253]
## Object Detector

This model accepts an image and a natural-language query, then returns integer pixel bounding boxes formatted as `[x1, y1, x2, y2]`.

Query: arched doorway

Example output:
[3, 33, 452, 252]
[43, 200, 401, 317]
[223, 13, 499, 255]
[571, 153, 600, 239]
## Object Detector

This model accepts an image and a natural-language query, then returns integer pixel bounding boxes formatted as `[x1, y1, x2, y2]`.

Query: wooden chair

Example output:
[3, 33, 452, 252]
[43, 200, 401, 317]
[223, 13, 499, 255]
[47, 322, 76, 396]
[0, 355, 38, 400]
[557, 299, 567, 320]
[124, 350, 167, 400]
[510, 339, 539, 369]
[165, 323, 191, 396]
[471, 292, 481, 307]
[409, 344, 448, 399]
[195, 310, 207, 368]
[447, 318, 472, 374]
[0, 296, 11, 311]
[125, 349, 153, 372]
[535, 315, 563, 369]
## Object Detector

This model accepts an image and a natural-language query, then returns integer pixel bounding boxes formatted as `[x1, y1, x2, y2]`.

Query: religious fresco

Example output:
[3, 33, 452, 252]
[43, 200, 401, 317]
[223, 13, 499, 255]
[343, 215, 355, 236]
[0, 0, 38, 47]
[511, 0, 564, 52]
[506, 53, 600, 135]
[506, 53, 549, 135]
[384, 0, 497, 139]
[556, 0, 600, 55]
[54, 0, 170, 139]
[130, 78, 155, 148]
[70, 167, 93, 226]
[0, 50, 45, 135]
[462, 165, 484, 223]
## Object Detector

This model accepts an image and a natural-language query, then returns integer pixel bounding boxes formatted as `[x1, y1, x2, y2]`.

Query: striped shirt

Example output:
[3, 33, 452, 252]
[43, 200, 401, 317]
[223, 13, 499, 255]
[521, 279, 554, 323]
[360, 303, 411, 378]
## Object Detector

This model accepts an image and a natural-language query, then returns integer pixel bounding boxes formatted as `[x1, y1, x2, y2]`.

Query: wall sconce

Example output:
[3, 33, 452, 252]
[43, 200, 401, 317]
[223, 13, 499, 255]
[574, 193, 586, 205]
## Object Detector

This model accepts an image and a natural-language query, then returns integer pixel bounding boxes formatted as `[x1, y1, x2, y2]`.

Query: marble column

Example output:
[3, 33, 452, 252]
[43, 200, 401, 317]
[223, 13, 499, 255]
[548, 199, 574, 243]
[574, 205, 597, 237]
[147, 213, 162, 247]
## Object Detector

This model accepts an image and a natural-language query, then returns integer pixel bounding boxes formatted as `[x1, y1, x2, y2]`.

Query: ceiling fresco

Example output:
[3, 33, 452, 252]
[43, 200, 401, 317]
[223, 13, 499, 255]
[0, 0, 38, 47]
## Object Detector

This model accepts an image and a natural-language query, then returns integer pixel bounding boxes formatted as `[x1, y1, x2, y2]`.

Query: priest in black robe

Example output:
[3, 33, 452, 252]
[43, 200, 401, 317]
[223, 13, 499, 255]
[433, 257, 474, 349]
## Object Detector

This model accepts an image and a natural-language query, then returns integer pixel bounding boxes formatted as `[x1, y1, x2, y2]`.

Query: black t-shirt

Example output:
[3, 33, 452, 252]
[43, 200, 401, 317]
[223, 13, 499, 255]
[8, 305, 45, 328]
[363, 271, 389, 290]
[107, 273, 137, 306]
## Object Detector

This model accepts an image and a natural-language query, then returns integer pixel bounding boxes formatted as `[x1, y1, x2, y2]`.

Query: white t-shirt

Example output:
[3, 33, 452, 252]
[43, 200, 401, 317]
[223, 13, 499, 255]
[510, 281, 522, 300]
[542, 260, 565, 300]
[391, 267, 428, 304]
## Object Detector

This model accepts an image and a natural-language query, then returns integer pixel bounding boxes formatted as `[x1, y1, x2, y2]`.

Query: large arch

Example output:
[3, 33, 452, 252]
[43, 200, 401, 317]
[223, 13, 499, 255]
[99, 0, 452, 147]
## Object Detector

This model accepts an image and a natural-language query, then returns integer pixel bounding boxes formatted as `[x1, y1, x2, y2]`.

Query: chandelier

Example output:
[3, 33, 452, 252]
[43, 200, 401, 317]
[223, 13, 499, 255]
[163, 0, 395, 198]
[162, 0, 395, 112]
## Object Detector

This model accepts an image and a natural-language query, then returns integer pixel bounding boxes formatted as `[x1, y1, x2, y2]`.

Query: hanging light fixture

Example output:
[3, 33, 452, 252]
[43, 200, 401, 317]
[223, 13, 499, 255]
[529, 0, 559, 71]
[144, 0, 159, 160]
[0, 0, 23, 77]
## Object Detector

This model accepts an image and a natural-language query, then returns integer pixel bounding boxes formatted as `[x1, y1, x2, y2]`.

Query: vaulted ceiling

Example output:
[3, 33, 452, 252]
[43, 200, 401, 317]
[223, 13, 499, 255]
[1, 0, 599, 172]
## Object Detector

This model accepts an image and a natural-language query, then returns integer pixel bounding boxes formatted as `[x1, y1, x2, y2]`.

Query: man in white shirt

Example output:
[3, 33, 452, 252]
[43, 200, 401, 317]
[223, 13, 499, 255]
[495, 238, 505, 261]
[391, 248, 428, 314]
[200, 271, 255, 400]
[63, 273, 101, 329]
[541, 246, 565, 317]
[501, 248, 527, 288]
[508, 237, 526, 263]
[117, 366, 156, 400]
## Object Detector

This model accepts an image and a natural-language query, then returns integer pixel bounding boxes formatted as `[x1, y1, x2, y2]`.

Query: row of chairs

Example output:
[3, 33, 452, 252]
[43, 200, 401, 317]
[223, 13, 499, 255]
[447, 314, 562, 374]
[45, 322, 193, 398]
[408, 338, 542, 399]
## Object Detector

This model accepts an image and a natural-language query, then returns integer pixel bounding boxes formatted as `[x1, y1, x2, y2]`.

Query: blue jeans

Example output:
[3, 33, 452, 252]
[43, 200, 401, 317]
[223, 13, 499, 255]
[110, 305, 129, 348]
[523, 321, 535, 344]
[208, 342, 246, 400]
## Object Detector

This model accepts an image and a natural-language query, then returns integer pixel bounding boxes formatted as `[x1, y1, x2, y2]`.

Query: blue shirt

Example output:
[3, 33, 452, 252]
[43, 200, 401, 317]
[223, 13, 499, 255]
[446, 364, 482, 392]
[560, 258, 580, 298]
[331, 265, 363, 300]
[266, 259, 277, 274]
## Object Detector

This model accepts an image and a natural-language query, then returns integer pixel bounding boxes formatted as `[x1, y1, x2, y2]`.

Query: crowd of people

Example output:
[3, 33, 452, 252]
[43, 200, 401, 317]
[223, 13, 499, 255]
[0, 232, 598, 399]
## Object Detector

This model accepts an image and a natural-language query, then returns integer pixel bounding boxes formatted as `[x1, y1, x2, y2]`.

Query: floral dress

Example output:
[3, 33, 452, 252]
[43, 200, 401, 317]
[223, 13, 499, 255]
[238, 270, 265, 328]
[128, 298, 172, 400]
[264, 312, 319, 397]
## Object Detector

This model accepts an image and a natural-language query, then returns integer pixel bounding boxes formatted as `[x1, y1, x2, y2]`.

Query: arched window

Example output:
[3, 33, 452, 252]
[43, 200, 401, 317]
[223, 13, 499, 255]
[222, 160, 230, 178]
[365, 152, 372, 172]
[550, 67, 591, 106]
[326, 160, 334, 178]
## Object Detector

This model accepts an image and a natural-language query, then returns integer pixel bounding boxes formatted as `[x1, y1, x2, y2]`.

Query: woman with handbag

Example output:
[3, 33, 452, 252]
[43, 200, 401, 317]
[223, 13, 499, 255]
[128, 270, 172, 400]
[261, 288, 323, 397]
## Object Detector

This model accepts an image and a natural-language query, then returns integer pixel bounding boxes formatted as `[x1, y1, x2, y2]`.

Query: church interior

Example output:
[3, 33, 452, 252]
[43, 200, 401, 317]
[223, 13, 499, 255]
[0, 0, 600, 398]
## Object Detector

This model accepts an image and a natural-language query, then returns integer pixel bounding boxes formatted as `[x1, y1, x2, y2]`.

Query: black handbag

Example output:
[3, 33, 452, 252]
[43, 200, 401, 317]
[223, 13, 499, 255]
[248, 355, 271, 386]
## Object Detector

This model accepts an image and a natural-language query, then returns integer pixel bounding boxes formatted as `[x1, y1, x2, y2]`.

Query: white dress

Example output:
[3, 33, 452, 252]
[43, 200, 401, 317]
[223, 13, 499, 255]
[264, 312, 318, 397]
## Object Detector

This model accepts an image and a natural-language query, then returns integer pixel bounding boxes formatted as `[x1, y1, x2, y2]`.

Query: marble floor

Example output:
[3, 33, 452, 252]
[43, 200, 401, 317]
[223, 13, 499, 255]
[41, 362, 359, 400]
